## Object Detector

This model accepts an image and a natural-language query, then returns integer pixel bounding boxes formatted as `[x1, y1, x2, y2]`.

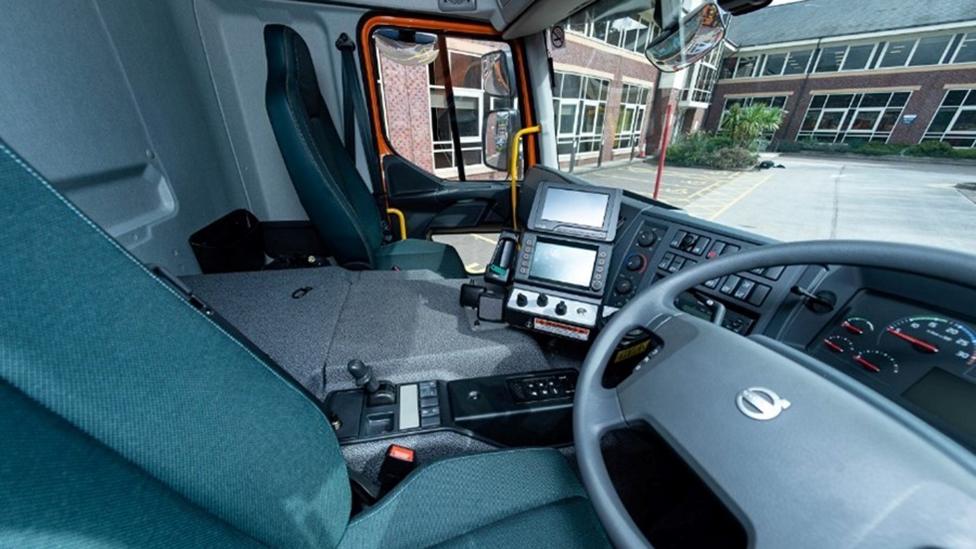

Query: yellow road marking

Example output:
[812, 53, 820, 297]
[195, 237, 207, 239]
[707, 173, 774, 221]
[471, 234, 498, 244]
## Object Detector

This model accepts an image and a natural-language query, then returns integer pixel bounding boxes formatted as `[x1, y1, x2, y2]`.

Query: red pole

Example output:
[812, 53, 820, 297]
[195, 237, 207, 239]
[653, 102, 674, 200]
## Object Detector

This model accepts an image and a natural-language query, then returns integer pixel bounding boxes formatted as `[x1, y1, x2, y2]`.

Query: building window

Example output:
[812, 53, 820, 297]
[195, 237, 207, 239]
[725, 29, 976, 81]
[922, 89, 976, 149]
[814, 45, 847, 72]
[614, 84, 650, 150]
[681, 47, 722, 103]
[429, 52, 485, 174]
[562, 12, 658, 54]
[797, 91, 911, 144]
[720, 95, 788, 129]
[553, 71, 609, 156]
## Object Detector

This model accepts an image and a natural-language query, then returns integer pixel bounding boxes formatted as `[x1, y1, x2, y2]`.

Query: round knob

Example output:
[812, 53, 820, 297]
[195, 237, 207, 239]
[614, 278, 633, 295]
[637, 231, 657, 247]
[536, 294, 549, 307]
[516, 293, 528, 307]
[555, 301, 568, 316]
[625, 254, 645, 271]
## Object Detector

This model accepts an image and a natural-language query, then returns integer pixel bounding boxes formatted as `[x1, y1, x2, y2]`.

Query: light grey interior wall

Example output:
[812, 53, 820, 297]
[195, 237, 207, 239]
[0, 0, 250, 275]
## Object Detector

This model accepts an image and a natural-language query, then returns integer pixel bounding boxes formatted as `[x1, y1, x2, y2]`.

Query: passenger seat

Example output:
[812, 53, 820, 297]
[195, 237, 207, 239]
[264, 25, 466, 278]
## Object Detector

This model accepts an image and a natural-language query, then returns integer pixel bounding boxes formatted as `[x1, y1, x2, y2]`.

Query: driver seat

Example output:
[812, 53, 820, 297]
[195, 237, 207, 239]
[0, 139, 608, 547]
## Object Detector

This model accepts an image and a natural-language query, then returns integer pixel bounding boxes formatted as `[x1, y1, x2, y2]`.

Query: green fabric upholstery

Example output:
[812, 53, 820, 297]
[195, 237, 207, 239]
[0, 380, 262, 549]
[0, 138, 607, 548]
[375, 238, 468, 278]
[264, 25, 466, 278]
[0, 140, 350, 548]
[340, 449, 610, 548]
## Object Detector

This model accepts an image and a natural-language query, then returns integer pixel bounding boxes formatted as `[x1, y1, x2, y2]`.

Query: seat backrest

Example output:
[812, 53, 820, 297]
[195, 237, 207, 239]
[0, 140, 351, 548]
[265, 25, 384, 268]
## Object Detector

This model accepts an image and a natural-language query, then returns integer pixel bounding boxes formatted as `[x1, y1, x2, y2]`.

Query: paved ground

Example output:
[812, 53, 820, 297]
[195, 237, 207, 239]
[437, 156, 976, 270]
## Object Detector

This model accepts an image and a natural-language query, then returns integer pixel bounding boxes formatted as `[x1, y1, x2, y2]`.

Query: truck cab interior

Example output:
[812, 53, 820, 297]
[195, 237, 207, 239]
[2, 0, 975, 547]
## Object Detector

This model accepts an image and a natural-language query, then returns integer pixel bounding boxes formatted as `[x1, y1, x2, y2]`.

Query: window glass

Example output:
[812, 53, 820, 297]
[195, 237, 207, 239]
[762, 53, 786, 76]
[375, 34, 520, 180]
[815, 46, 846, 72]
[817, 111, 846, 130]
[879, 39, 914, 67]
[909, 35, 951, 66]
[735, 56, 757, 78]
[798, 92, 911, 143]
[849, 110, 880, 130]
[783, 50, 811, 74]
[825, 94, 854, 108]
[842, 44, 873, 70]
[954, 34, 976, 63]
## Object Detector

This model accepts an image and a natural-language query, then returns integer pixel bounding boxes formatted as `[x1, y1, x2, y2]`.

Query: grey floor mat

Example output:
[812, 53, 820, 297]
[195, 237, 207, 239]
[183, 268, 569, 399]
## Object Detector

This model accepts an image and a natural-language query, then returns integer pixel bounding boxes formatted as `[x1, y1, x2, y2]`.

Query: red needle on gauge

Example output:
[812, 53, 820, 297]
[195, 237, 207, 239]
[854, 355, 881, 373]
[885, 328, 939, 353]
[842, 321, 864, 335]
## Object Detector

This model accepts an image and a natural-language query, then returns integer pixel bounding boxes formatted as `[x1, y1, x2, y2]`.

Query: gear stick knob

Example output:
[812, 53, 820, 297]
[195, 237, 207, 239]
[347, 359, 380, 394]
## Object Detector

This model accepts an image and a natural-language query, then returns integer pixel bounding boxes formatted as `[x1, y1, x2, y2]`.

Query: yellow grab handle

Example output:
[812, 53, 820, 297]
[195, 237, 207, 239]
[509, 125, 541, 230]
[386, 208, 407, 240]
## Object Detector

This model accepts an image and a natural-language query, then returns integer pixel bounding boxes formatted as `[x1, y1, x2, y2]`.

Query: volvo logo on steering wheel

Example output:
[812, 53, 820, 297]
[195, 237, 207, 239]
[735, 387, 791, 421]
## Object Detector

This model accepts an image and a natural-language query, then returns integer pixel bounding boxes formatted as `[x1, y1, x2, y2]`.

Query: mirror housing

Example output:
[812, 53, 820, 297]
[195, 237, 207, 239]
[482, 109, 521, 172]
[645, 2, 731, 72]
[481, 50, 517, 98]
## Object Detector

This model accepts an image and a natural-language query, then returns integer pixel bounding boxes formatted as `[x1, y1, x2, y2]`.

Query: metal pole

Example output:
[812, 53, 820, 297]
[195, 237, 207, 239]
[569, 137, 578, 173]
[653, 102, 675, 201]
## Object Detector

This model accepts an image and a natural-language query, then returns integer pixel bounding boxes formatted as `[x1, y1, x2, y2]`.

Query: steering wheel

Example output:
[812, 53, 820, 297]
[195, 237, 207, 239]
[575, 240, 976, 548]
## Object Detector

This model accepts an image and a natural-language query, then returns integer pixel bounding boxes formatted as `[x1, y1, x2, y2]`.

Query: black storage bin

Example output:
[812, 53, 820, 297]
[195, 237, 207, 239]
[189, 209, 265, 273]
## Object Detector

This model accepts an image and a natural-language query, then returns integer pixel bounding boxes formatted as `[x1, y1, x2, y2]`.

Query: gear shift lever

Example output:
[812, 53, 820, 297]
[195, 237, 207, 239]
[347, 359, 396, 406]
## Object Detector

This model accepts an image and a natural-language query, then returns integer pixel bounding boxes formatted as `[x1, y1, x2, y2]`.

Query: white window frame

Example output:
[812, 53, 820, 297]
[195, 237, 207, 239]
[613, 84, 650, 151]
[922, 89, 976, 149]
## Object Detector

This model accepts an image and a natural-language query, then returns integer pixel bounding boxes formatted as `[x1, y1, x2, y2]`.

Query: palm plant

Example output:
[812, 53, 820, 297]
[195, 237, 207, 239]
[721, 104, 785, 149]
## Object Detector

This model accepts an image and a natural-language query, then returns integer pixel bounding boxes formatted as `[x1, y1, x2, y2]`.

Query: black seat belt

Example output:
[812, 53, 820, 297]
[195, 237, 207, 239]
[335, 33, 382, 195]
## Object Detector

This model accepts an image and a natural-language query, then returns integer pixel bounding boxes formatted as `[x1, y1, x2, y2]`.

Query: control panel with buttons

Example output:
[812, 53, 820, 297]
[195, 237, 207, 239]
[508, 372, 577, 403]
[506, 286, 600, 328]
[608, 222, 668, 308]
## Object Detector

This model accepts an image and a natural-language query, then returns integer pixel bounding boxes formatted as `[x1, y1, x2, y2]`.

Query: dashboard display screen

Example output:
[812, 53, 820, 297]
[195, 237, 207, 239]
[904, 368, 976, 444]
[539, 188, 610, 229]
[529, 241, 596, 288]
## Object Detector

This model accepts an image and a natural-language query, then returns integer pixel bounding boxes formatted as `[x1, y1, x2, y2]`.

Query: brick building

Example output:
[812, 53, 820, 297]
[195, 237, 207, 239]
[703, 0, 976, 149]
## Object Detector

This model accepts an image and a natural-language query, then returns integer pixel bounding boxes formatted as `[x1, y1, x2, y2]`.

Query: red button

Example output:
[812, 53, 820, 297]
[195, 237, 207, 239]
[388, 445, 415, 463]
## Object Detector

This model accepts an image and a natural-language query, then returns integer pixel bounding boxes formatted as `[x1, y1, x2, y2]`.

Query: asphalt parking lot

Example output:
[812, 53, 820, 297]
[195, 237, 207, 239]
[437, 156, 976, 271]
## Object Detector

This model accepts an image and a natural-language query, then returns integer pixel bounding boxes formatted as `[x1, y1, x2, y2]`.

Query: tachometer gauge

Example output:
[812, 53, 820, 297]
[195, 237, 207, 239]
[823, 335, 855, 355]
[841, 317, 874, 336]
[852, 350, 898, 374]
[882, 316, 976, 366]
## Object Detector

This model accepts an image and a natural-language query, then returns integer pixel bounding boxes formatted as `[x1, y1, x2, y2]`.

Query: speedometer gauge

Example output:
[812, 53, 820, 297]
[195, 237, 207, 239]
[882, 316, 976, 366]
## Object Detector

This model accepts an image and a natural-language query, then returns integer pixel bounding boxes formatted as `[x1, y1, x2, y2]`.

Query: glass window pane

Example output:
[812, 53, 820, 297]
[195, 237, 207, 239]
[594, 104, 606, 134]
[880, 39, 914, 67]
[953, 110, 976, 132]
[811, 95, 827, 108]
[860, 93, 890, 108]
[889, 92, 910, 107]
[593, 21, 608, 41]
[562, 74, 582, 99]
[454, 96, 480, 138]
[784, 50, 812, 74]
[461, 149, 481, 166]
[815, 46, 846, 72]
[450, 53, 481, 88]
[826, 94, 854, 108]
[909, 35, 951, 66]
[849, 110, 880, 130]
[842, 44, 873, 70]
[877, 110, 900, 132]
[581, 105, 597, 133]
[585, 78, 602, 100]
[801, 111, 820, 131]
[818, 111, 846, 130]
[763, 53, 786, 76]
[559, 103, 578, 134]
[735, 56, 757, 78]
[954, 35, 976, 63]
[965, 91, 976, 106]
[927, 109, 956, 133]
[944, 90, 967, 106]
[607, 25, 622, 48]
[433, 150, 453, 169]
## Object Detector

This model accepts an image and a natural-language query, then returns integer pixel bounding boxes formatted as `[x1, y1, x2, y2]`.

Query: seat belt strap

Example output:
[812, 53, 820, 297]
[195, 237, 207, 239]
[336, 33, 383, 195]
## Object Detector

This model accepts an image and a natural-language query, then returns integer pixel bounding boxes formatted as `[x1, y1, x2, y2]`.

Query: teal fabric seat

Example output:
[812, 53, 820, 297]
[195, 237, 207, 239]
[264, 25, 467, 279]
[0, 138, 607, 547]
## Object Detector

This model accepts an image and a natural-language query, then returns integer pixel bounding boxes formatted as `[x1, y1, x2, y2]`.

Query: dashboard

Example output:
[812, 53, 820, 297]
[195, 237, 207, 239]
[505, 168, 976, 452]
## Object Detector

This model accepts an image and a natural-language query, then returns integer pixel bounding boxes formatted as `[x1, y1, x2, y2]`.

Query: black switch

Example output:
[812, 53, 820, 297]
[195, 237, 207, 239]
[536, 294, 549, 307]
[515, 293, 528, 307]
[720, 275, 741, 295]
[637, 230, 657, 247]
[555, 301, 568, 316]
[614, 278, 634, 295]
[748, 284, 771, 306]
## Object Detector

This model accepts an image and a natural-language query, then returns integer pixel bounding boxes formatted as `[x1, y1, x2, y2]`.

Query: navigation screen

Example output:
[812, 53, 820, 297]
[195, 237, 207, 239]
[529, 241, 596, 288]
[539, 188, 610, 229]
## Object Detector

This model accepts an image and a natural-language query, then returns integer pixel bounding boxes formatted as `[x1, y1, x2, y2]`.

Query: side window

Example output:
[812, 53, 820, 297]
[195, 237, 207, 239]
[374, 34, 521, 181]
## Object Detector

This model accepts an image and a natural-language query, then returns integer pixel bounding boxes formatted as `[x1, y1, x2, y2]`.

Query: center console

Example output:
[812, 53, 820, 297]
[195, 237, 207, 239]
[504, 182, 623, 342]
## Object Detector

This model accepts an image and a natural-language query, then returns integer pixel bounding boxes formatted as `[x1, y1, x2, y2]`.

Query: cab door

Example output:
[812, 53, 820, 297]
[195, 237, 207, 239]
[359, 16, 538, 249]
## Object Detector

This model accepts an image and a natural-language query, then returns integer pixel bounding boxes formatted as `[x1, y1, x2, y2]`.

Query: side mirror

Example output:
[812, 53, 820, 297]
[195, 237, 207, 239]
[645, 2, 731, 72]
[482, 109, 521, 172]
[481, 50, 516, 98]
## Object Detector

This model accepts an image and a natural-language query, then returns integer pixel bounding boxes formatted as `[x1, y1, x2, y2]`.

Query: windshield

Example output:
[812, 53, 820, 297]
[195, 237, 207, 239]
[553, 1, 976, 255]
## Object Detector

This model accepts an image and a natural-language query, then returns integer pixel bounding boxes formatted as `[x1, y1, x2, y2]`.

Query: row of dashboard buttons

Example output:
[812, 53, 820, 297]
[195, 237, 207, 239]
[704, 275, 771, 306]
[672, 230, 741, 258]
